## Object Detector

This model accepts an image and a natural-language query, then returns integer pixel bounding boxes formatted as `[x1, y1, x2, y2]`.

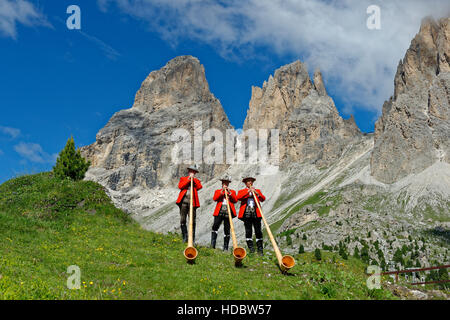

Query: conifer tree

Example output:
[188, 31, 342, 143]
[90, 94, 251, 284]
[353, 246, 360, 259]
[314, 248, 322, 261]
[298, 244, 305, 254]
[53, 136, 91, 181]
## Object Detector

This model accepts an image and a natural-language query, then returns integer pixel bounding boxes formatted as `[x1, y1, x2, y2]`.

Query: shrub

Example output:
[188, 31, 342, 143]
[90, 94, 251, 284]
[53, 137, 90, 181]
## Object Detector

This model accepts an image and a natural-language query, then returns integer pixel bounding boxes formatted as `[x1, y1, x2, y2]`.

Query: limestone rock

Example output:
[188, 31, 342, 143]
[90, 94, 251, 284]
[243, 60, 362, 168]
[279, 205, 319, 233]
[81, 56, 232, 191]
[371, 17, 450, 183]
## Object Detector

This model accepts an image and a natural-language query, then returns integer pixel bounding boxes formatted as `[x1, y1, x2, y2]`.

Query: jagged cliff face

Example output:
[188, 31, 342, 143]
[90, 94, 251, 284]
[81, 56, 232, 191]
[243, 61, 362, 168]
[371, 17, 450, 184]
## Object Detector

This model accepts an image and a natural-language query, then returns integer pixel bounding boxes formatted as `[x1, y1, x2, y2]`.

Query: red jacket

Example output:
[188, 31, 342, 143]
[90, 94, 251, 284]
[176, 176, 202, 207]
[237, 188, 266, 219]
[212, 189, 238, 217]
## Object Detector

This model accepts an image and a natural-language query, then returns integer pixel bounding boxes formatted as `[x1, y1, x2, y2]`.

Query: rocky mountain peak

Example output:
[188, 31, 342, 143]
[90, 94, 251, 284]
[392, 17, 446, 99]
[81, 56, 232, 192]
[243, 60, 313, 130]
[371, 16, 450, 184]
[132, 55, 214, 113]
[243, 60, 362, 168]
[313, 69, 327, 97]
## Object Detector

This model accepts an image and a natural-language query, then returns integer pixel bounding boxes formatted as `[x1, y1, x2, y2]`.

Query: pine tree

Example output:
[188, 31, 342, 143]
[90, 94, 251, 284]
[405, 259, 413, 268]
[339, 247, 348, 260]
[380, 259, 386, 271]
[314, 248, 322, 261]
[361, 246, 370, 264]
[286, 234, 292, 246]
[298, 244, 305, 254]
[353, 246, 360, 259]
[401, 244, 408, 255]
[393, 248, 404, 266]
[53, 136, 91, 181]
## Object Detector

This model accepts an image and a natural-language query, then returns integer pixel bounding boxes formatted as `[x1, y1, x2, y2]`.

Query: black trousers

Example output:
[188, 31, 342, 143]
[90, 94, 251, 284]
[212, 214, 230, 236]
[179, 201, 196, 227]
[243, 217, 263, 241]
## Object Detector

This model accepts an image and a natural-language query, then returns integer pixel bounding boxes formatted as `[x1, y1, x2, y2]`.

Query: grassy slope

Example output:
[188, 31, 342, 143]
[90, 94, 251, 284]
[0, 173, 395, 300]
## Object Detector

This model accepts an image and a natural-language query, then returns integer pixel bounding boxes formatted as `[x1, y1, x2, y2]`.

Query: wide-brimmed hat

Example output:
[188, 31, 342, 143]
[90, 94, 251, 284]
[220, 174, 232, 183]
[242, 175, 256, 183]
[187, 164, 199, 173]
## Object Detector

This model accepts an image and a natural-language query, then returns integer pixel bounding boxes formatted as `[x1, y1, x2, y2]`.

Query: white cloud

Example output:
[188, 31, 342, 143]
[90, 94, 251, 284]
[0, 125, 20, 139]
[97, 0, 450, 115]
[0, 0, 50, 39]
[14, 142, 56, 163]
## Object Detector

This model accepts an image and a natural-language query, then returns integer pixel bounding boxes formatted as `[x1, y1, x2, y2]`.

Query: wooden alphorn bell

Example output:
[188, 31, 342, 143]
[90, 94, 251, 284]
[224, 189, 246, 266]
[252, 189, 295, 273]
[183, 177, 198, 263]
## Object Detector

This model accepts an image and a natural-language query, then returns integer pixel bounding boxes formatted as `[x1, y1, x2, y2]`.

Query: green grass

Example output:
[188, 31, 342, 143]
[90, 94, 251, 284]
[421, 204, 450, 223]
[270, 191, 328, 236]
[270, 181, 314, 212]
[0, 173, 395, 300]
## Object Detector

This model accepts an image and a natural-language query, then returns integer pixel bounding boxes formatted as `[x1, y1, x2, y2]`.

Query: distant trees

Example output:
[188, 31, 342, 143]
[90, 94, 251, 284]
[338, 241, 348, 260]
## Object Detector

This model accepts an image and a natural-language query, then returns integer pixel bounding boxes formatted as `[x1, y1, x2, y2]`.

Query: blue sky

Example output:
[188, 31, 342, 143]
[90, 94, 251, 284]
[1, 0, 449, 183]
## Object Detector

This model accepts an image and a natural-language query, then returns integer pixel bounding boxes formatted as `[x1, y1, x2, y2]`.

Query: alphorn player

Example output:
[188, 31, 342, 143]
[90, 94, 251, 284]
[211, 175, 238, 251]
[176, 164, 202, 244]
[237, 175, 266, 255]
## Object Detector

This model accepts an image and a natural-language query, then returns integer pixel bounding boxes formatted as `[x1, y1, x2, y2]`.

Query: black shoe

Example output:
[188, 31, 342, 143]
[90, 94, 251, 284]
[210, 232, 217, 249]
[223, 235, 230, 251]
[246, 240, 255, 253]
[181, 225, 188, 243]
[256, 240, 264, 256]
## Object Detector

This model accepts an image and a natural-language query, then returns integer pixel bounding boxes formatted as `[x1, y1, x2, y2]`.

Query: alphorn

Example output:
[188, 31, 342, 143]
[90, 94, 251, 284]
[183, 177, 198, 263]
[224, 189, 247, 266]
[253, 190, 295, 273]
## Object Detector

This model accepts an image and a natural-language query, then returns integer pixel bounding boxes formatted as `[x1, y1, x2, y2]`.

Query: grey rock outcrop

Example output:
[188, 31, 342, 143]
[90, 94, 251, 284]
[243, 61, 362, 168]
[371, 17, 450, 183]
[81, 56, 232, 191]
